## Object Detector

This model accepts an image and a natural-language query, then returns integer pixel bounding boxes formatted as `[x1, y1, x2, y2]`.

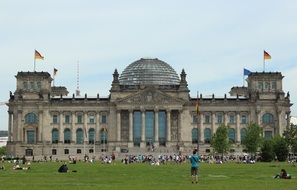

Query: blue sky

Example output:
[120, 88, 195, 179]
[0, 0, 297, 130]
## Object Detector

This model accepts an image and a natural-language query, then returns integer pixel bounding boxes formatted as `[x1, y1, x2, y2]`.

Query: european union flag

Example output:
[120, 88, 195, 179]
[244, 68, 251, 76]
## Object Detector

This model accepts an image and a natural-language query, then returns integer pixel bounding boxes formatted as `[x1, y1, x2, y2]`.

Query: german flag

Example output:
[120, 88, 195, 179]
[264, 50, 271, 60]
[35, 50, 44, 60]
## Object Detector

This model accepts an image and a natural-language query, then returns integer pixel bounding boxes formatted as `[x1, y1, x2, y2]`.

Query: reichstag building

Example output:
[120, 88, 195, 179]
[6, 58, 292, 159]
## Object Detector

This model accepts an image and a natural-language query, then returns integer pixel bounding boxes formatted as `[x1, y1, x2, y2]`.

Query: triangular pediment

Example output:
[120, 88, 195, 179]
[117, 88, 185, 106]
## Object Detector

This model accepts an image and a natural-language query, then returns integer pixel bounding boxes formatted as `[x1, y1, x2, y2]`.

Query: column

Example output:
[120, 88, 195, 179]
[286, 111, 291, 129]
[224, 112, 228, 126]
[84, 111, 88, 142]
[256, 110, 261, 126]
[116, 110, 121, 142]
[199, 113, 204, 143]
[141, 110, 145, 142]
[177, 110, 182, 143]
[166, 110, 171, 143]
[71, 112, 76, 143]
[38, 111, 44, 142]
[96, 112, 100, 143]
[211, 112, 215, 135]
[128, 110, 133, 142]
[14, 110, 25, 142]
[8, 111, 12, 141]
[236, 112, 240, 143]
[59, 112, 63, 143]
[277, 110, 282, 136]
[154, 108, 159, 144]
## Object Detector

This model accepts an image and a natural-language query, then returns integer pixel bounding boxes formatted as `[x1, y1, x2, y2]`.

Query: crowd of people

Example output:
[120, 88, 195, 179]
[0, 151, 293, 181]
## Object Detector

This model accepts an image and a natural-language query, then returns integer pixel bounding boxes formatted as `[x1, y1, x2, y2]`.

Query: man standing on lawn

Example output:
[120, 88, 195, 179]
[189, 149, 200, 183]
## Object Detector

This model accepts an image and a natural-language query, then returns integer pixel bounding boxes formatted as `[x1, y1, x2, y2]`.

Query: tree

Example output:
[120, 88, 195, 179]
[273, 136, 289, 161]
[0, 146, 6, 156]
[283, 124, 297, 155]
[211, 125, 230, 157]
[242, 123, 263, 156]
[260, 140, 274, 162]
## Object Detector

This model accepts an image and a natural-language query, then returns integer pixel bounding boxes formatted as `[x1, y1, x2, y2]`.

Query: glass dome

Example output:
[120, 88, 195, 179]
[119, 58, 180, 85]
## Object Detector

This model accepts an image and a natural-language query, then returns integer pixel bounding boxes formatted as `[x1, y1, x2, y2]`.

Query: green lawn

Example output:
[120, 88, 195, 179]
[0, 161, 296, 190]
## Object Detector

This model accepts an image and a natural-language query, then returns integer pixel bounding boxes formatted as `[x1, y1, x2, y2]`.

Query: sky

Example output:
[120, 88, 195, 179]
[0, 0, 297, 131]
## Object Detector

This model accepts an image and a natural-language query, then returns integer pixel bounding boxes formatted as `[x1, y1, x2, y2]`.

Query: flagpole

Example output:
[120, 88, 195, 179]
[196, 91, 199, 152]
[263, 50, 265, 72]
[243, 69, 244, 86]
[34, 50, 36, 72]
[53, 68, 55, 87]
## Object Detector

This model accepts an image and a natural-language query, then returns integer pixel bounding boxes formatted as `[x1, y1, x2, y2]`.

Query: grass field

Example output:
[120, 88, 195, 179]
[0, 161, 296, 190]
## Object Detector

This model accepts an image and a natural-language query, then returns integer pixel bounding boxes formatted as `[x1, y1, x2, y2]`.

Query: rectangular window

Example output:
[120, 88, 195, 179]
[52, 149, 57, 155]
[77, 115, 83, 124]
[265, 81, 270, 90]
[65, 115, 70, 124]
[89, 115, 95, 124]
[133, 111, 141, 146]
[101, 115, 107, 124]
[264, 131, 273, 140]
[64, 149, 69, 154]
[37, 81, 41, 90]
[258, 82, 263, 91]
[241, 115, 247, 124]
[229, 115, 235, 124]
[53, 115, 58, 124]
[204, 115, 211, 124]
[27, 130, 35, 144]
[30, 81, 35, 91]
[271, 81, 276, 90]
[217, 114, 223, 124]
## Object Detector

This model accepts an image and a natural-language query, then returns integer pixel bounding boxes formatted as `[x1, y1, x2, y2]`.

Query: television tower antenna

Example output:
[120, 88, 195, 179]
[76, 60, 81, 96]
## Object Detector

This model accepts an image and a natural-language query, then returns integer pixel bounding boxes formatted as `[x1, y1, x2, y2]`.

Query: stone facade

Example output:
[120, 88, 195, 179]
[6, 58, 292, 159]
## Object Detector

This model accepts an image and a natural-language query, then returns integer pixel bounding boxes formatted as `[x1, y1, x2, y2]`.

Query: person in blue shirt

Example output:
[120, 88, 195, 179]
[189, 149, 200, 183]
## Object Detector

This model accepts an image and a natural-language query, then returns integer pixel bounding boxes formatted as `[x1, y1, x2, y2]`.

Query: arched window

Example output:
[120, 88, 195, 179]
[262, 113, 274, 124]
[100, 129, 108, 144]
[64, 128, 71, 144]
[88, 128, 95, 144]
[192, 128, 199, 144]
[240, 128, 247, 143]
[76, 128, 84, 144]
[204, 128, 211, 144]
[228, 128, 236, 143]
[52, 128, 59, 143]
[25, 113, 38, 124]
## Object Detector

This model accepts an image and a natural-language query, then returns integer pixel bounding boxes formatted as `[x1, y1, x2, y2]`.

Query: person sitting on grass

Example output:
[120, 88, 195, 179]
[0, 165, 5, 170]
[58, 163, 77, 173]
[274, 169, 291, 179]
[12, 164, 30, 170]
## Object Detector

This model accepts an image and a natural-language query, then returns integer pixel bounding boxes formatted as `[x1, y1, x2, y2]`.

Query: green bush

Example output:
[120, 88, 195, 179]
[260, 140, 274, 162]
[273, 136, 289, 161]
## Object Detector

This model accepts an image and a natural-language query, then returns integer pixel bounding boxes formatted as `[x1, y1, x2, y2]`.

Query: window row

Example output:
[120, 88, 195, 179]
[257, 81, 277, 91]
[25, 148, 99, 156]
[52, 128, 108, 144]
[23, 81, 42, 91]
[26, 128, 108, 145]
[51, 113, 107, 124]
[191, 128, 247, 144]
[192, 113, 248, 124]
